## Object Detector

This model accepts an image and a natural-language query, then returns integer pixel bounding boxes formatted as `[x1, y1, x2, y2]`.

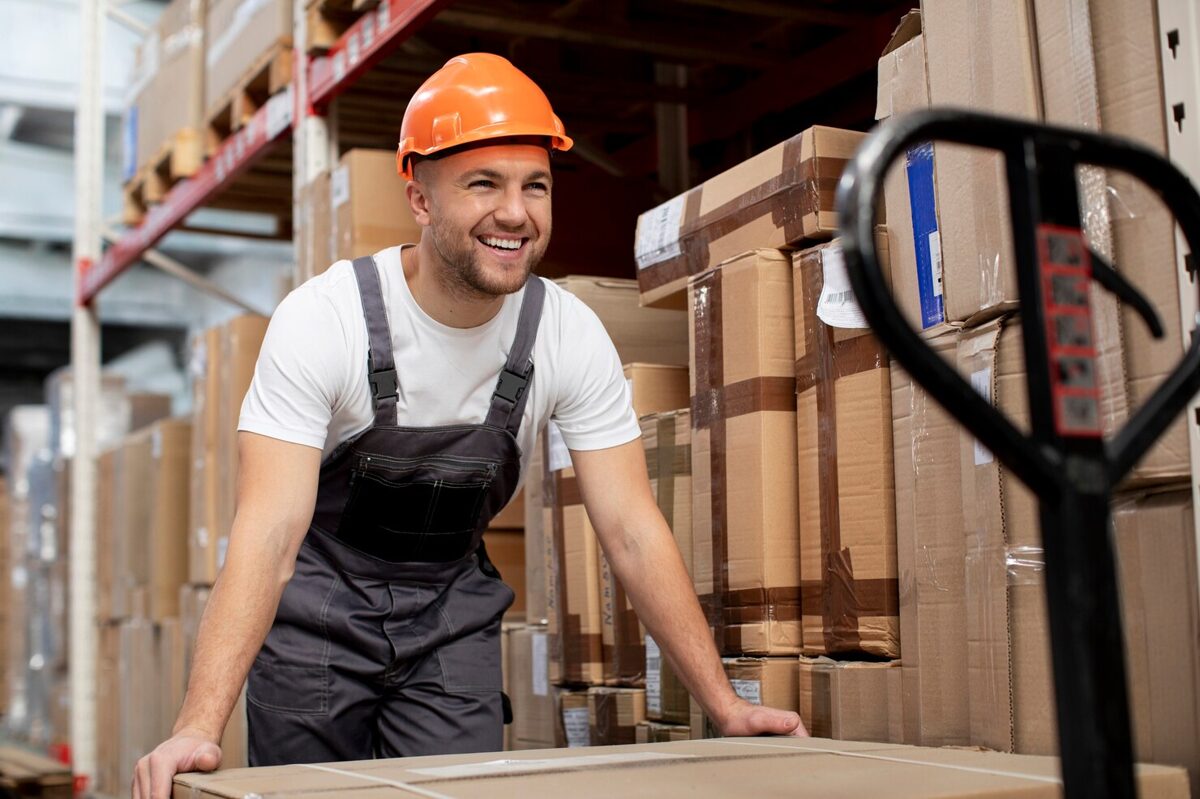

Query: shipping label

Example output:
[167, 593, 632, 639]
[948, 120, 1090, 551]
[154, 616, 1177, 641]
[905, 142, 945, 328]
[730, 678, 762, 705]
[645, 636, 662, 715]
[563, 706, 590, 748]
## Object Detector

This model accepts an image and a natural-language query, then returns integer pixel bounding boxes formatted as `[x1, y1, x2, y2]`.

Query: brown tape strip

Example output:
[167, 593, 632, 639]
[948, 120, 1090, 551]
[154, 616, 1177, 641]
[795, 335, 885, 394]
[800, 578, 901, 623]
[691, 376, 797, 430]
[691, 268, 728, 653]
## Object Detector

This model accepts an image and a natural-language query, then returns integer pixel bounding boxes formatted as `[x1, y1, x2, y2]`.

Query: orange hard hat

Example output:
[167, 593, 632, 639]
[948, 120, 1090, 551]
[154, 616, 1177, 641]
[397, 53, 573, 179]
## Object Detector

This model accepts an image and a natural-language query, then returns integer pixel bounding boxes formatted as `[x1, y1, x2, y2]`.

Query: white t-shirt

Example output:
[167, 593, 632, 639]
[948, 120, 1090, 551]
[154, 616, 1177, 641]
[238, 246, 641, 482]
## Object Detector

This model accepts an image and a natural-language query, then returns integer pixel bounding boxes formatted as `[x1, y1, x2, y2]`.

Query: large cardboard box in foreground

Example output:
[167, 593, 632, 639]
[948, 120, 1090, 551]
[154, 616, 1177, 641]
[333, 150, 422, 262]
[793, 235, 898, 658]
[690, 250, 800, 655]
[891, 332, 969, 747]
[174, 736, 1191, 798]
[636, 126, 865, 307]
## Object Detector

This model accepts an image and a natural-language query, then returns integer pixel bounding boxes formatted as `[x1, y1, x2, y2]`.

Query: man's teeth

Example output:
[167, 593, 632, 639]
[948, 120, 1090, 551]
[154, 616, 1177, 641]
[482, 236, 522, 250]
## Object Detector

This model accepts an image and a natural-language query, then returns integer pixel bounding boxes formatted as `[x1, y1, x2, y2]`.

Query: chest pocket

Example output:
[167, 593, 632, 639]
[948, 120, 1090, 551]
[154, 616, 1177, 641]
[339, 453, 498, 563]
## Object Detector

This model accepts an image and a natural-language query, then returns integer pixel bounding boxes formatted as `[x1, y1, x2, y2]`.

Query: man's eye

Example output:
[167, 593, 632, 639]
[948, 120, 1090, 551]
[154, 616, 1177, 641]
[470, 180, 495, 189]
[527, 182, 548, 193]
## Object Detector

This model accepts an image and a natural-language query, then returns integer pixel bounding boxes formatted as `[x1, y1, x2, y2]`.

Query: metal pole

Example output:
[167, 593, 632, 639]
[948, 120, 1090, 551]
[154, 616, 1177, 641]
[70, 0, 105, 785]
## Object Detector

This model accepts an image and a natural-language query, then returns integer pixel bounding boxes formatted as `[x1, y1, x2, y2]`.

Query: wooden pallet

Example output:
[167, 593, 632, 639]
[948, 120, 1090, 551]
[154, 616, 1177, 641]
[304, 0, 380, 55]
[121, 128, 204, 225]
[204, 40, 294, 158]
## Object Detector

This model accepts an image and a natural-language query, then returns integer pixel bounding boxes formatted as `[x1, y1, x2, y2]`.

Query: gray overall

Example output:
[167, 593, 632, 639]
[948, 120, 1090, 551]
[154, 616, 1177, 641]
[246, 255, 543, 765]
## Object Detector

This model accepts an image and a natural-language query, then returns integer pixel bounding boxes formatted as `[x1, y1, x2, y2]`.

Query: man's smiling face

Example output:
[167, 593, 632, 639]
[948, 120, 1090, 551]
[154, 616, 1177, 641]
[410, 140, 553, 298]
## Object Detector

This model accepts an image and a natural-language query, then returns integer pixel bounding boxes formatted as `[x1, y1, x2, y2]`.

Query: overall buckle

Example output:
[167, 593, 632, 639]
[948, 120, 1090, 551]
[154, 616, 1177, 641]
[494, 367, 529, 404]
[369, 368, 398, 399]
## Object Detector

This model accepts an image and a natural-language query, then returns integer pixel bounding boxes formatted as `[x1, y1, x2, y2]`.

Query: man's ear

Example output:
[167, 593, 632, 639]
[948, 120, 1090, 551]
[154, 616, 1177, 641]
[406, 175, 433, 227]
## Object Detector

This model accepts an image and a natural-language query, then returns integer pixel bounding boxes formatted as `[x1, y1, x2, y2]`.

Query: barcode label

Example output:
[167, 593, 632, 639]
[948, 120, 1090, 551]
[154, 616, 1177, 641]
[646, 636, 662, 715]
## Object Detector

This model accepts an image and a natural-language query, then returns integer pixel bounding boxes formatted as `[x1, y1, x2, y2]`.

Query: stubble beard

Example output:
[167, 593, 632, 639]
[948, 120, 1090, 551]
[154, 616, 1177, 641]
[429, 220, 547, 300]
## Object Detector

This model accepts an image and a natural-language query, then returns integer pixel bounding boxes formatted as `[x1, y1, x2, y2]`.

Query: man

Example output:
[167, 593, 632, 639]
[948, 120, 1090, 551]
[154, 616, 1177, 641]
[133, 52, 805, 799]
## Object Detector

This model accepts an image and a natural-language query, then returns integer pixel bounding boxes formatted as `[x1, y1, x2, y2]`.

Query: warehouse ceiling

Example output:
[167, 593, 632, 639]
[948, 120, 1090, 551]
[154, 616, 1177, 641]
[328, 0, 912, 194]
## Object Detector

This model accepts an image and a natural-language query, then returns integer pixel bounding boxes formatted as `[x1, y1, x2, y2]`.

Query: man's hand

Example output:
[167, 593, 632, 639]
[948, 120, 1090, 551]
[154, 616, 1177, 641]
[132, 729, 222, 799]
[715, 698, 809, 738]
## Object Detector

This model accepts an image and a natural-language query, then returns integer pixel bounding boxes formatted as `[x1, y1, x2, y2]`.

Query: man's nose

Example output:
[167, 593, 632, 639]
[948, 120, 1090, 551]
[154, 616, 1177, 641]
[493, 184, 529, 227]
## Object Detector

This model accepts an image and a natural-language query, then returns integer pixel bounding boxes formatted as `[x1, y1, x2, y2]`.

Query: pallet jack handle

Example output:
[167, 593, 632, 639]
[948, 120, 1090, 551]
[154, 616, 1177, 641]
[837, 108, 1200, 799]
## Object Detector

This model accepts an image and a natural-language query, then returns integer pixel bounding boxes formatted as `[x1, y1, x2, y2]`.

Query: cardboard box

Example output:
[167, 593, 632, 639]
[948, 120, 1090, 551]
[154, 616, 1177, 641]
[116, 430, 155, 619]
[557, 689, 590, 748]
[957, 319, 1055, 755]
[159, 617, 186, 742]
[921, 0, 1039, 327]
[524, 430, 547, 625]
[508, 624, 556, 750]
[173, 736, 1191, 798]
[333, 149, 422, 261]
[690, 250, 800, 655]
[828, 660, 901, 744]
[486, 529, 525, 618]
[0, 745, 73, 799]
[598, 550, 643, 687]
[204, 0, 291, 114]
[723, 657, 799, 716]
[124, 0, 205, 182]
[189, 326, 222, 585]
[587, 687, 646, 746]
[793, 236, 899, 658]
[554, 276, 689, 366]
[636, 126, 865, 307]
[641, 410, 694, 723]
[891, 332, 969, 746]
[297, 171, 334, 282]
[148, 418, 192, 621]
[1113, 489, 1200, 795]
[622, 363, 690, 413]
[177, 584, 248, 768]
[190, 316, 268, 584]
[635, 721, 690, 743]
[492, 488, 524, 530]
[544, 437, 604, 686]
[97, 447, 121, 621]
[1086, 0, 1187, 482]
[118, 620, 161, 793]
[797, 655, 835, 738]
[95, 622, 121, 795]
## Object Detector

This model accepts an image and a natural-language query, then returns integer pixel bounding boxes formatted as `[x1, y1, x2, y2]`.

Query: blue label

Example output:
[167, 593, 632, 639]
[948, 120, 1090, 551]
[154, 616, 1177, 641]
[905, 142, 944, 329]
[122, 107, 137, 183]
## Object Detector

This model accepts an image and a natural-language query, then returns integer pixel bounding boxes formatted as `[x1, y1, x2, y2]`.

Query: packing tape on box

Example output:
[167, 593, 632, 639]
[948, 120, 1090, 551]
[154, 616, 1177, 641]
[795, 243, 898, 657]
[638, 138, 844, 293]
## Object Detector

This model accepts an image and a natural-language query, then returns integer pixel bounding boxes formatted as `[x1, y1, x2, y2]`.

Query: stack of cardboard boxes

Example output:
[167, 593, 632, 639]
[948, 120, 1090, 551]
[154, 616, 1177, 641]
[876, 4, 1200, 792]
[507, 276, 690, 748]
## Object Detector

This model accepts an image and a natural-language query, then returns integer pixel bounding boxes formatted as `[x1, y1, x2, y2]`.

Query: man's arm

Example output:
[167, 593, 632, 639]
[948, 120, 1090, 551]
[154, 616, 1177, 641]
[133, 432, 322, 799]
[570, 439, 807, 738]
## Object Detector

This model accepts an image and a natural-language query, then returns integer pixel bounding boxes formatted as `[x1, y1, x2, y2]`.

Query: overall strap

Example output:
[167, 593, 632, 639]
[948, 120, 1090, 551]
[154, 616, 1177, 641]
[351, 256, 398, 427]
[485, 275, 546, 436]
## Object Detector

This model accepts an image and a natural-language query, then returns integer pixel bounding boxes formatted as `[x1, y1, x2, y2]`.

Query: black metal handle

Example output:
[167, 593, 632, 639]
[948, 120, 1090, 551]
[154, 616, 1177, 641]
[837, 108, 1200, 491]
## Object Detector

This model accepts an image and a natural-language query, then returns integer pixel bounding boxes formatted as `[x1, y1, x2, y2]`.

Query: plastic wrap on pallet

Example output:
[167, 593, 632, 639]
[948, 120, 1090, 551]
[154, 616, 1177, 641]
[44, 367, 131, 459]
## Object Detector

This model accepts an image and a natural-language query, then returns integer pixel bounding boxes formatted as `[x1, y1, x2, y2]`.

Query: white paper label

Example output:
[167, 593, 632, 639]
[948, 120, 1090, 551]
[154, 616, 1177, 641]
[546, 422, 571, 472]
[634, 194, 686, 270]
[730, 678, 762, 705]
[331, 165, 351, 209]
[217, 536, 229, 570]
[929, 231, 944, 297]
[816, 244, 869, 329]
[152, 429, 163, 459]
[970, 367, 994, 465]
[196, 526, 209, 548]
[531, 632, 548, 697]
[12, 566, 27, 590]
[645, 636, 662, 716]
[563, 706, 590, 748]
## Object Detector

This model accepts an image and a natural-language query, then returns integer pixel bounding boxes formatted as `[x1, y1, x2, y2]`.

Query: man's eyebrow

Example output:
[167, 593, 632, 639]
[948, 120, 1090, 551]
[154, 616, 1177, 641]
[524, 170, 552, 183]
[459, 168, 552, 183]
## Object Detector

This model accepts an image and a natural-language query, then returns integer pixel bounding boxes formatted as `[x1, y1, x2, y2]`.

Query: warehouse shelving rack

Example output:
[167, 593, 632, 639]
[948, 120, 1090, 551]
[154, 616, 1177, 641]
[67, 0, 1200, 790]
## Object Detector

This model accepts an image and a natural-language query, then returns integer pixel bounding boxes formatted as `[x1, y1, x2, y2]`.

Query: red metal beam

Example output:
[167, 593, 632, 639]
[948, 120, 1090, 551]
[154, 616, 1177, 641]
[308, 0, 454, 109]
[81, 89, 295, 304]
